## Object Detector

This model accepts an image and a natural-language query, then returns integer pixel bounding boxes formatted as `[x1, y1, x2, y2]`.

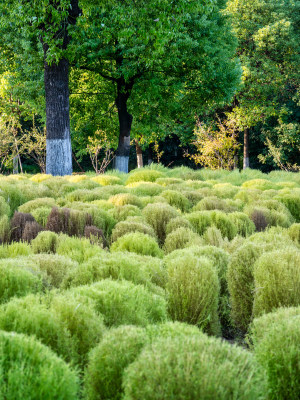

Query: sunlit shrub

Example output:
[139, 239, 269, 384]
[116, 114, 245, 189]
[126, 169, 163, 184]
[249, 307, 300, 400]
[0, 196, 10, 217]
[129, 182, 163, 196]
[57, 235, 104, 263]
[253, 248, 300, 317]
[160, 190, 191, 212]
[213, 183, 240, 199]
[92, 175, 123, 186]
[0, 331, 79, 400]
[143, 203, 179, 244]
[31, 206, 52, 226]
[288, 223, 300, 244]
[108, 193, 142, 208]
[227, 212, 256, 237]
[18, 197, 56, 214]
[0, 242, 32, 259]
[111, 219, 156, 242]
[186, 211, 212, 235]
[123, 334, 266, 400]
[165, 216, 193, 235]
[31, 231, 59, 254]
[166, 254, 220, 335]
[242, 178, 278, 191]
[163, 227, 202, 253]
[111, 232, 163, 258]
[0, 215, 10, 243]
[72, 279, 168, 327]
[109, 204, 142, 222]
[0, 182, 26, 215]
[193, 196, 229, 212]
[203, 226, 224, 247]
[275, 193, 300, 222]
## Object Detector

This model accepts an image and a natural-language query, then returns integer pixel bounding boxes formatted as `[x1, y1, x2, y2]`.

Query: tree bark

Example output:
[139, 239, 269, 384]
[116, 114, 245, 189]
[135, 139, 143, 168]
[115, 80, 133, 173]
[243, 128, 250, 169]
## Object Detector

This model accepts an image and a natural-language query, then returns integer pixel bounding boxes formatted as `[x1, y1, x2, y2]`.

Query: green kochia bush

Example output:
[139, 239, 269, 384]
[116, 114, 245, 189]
[160, 190, 191, 212]
[31, 231, 59, 254]
[18, 197, 56, 214]
[253, 248, 300, 317]
[288, 223, 300, 244]
[0, 258, 44, 304]
[84, 322, 201, 400]
[165, 216, 193, 234]
[123, 334, 266, 400]
[249, 307, 300, 400]
[111, 219, 156, 242]
[72, 279, 168, 327]
[126, 169, 163, 184]
[143, 202, 179, 244]
[0, 331, 79, 400]
[110, 232, 163, 258]
[227, 212, 256, 237]
[163, 227, 202, 253]
[57, 234, 104, 263]
[166, 254, 220, 335]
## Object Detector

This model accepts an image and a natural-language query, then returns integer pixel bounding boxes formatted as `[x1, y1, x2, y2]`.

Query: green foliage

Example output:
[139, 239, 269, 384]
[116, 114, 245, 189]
[92, 175, 123, 186]
[0, 331, 79, 400]
[31, 206, 52, 226]
[109, 205, 142, 222]
[123, 334, 266, 400]
[0, 182, 26, 215]
[0, 195, 10, 217]
[288, 223, 300, 244]
[0, 242, 32, 258]
[84, 326, 148, 400]
[71, 279, 168, 327]
[0, 214, 10, 243]
[166, 254, 220, 335]
[193, 196, 229, 212]
[130, 183, 163, 197]
[163, 227, 202, 254]
[275, 193, 300, 222]
[0, 258, 44, 304]
[108, 193, 142, 208]
[126, 170, 163, 185]
[57, 234, 104, 263]
[203, 226, 224, 247]
[111, 219, 156, 242]
[110, 232, 163, 258]
[143, 203, 179, 244]
[165, 216, 193, 235]
[18, 197, 56, 214]
[228, 212, 256, 237]
[250, 307, 300, 400]
[253, 248, 300, 317]
[186, 211, 213, 235]
[31, 231, 59, 254]
[160, 190, 191, 212]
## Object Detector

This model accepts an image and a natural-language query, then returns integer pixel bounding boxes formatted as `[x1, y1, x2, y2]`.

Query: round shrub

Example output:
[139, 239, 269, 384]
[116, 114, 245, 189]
[0, 258, 44, 304]
[31, 206, 53, 226]
[18, 197, 56, 214]
[143, 203, 179, 244]
[0, 182, 26, 215]
[249, 307, 300, 400]
[31, 231, 59, 254]
[28, 254, 78, 288]
[0, 331, 79, 400]
[186, 211, 212, 235]
[160, 190, 191, 212]
[165, 216, 193, 235]
[84, 326, 148, 400]
[213, 182, 240, 199]
[92, 175, 123, 186]
[209, 210, 237, 240]
[203, 226, 224, 247]
[227, 242, 262, 332]
[0, 242, 32, 259]
[57, 235, 104, 263]
[275, 193, 300, 222]
[111, 219, 156, 242]
[193, 196, 229, 212]
[253, 248, 300, 317]
[123, 334, 266, 400]
[71, 279, 168, 327]
[227, 212, 256, 237]
[109, 204, 142, 222]
[163, 227, 202, 253]
[110, 232, 163, 258]
[288, 223, 300, 244]
[242, 178, 277, 191]
[166, 254, 220, 335]
[108, 193, 142, 208]
[129, 182, 163, 197]
[0, 195, 10, 217]
[0, 214, 10, 243]
[126, 169, 163, 184]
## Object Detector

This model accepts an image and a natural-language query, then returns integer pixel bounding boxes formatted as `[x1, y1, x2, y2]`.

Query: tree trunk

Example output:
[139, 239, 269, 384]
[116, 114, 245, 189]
[115, 82, 133, 173]
[135, 139, 143, 168]
[243, 129, 250, 169]
[44, 57, 72, 176]
[13, 156, 18, 174]
[148, 144, 153, 165]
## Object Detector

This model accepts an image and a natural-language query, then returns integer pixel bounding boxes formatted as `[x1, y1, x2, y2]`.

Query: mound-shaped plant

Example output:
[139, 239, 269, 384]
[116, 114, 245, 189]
[109, 204, 142, 222]
[143, 203, 179, 244]
[186, 211, 212, 235]
[160, 190, 191, 212]
[71, 279, 168, 327]
[0, 331, 79, 400]
[193, 196, 229, 212]
[0, 215, 10, 243]
[0, 196, 10, 217]
[18, 197, 56, 214]
[166, 254, 220, 335]
[249, 307, 300, 400]
[165, 216, 193, 235]
[108, 193, 142, 208]
[110, 232, 163, 258]
[92, 174, 123, 186]
[126, 169, 163, 184]
[111, 218, 156, 242]
[57, 234, 104, 263]
[227, 212, 256, 237]
[123, 334, 266, 400]
[163, 227, 202, 253]
[288, 223, 300, 244]
[275, 193, 300, 222]
[31, 231, 59, 254]
[253, 248, 300, 317]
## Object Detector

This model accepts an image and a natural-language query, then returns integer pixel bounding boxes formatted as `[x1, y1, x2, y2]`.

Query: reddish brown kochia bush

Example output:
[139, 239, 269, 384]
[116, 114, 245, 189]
[22, 221, 44, 242]
[46, 207, 93, 237]
[84, 225, 107, 248]
[250, 209, 268, 232]
[10, 212, 36, 242]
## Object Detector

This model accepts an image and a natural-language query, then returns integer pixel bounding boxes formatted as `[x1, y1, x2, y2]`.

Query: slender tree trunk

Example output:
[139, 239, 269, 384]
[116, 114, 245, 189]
[243, 128, 250, 169]
[44, 57, 72, 176]
[115, 81, 133, 173]
[135, 139, 143, 168]
[148, 144, 153, 165]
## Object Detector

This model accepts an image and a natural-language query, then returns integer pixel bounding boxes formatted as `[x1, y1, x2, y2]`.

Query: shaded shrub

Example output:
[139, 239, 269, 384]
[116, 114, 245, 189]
[126, 169, 163, 184]
[165, 216, 193, 235]
[163, 227, 202, 254]
[71, 279, 168, 327]
[10, 212, 36, 242]
[276, 193, 300, 222]
[160, 190, 191, 212]
[0, 195, 10, 217]
[22, 221, 44, 242]
[227, 212, 256, 237]
[0, 258, 44, 304]
[84, 326, 148, 400]
[57, 235, 104, 263]
[18, 197, 56, 214]
[166, 254, 220, 335]
[0, 331, 79, 400]
[249, 307, 300, 400]
[111, 219, 156, 242]
[143, 203, 179, 244]
[0, 215, 10, 243]
[31, 231, 59, 254]
[249, 208, 268, 231]
[84, 225, 107, 247]
[109, 193, 142, 208]
[123, 334, 266, 400]
[111, 232, 163, 258]
[253, 248, 300, 317]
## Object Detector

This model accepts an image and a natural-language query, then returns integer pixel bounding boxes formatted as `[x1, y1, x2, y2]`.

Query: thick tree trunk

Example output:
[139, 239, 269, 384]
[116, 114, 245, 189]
[115, 83, 132, 173]
[243, 129, 250, 169]
[135, 139, 143, 168]
[13, 156, 18, 174]
[44, 57, 72, 176]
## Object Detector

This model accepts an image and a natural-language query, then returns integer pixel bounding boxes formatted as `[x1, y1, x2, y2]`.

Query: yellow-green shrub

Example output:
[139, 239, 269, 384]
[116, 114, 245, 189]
[160, 190, 191, 212]
[126, 169, 163, 184]
[0, 215, 10, 243]
[288, 223, 300, 244]
[253, 248, 300, 317]
[186, 211, 212, 235]
[227, 212, 256, 237]
[108, 193, 142, 208]
[129, 182, 163, 196]
[165, 216, 193, 235]
[249, 307, 300, 400]
[275, 193, 300, 222]
[31, 231, 59, 254]
[110, 232, 163, 258]
[92, 175, 123, 186]
[193, 196, 229, 212]
[111, 219, 156, 242]
[163, 227, 202, 253]
[18, 197, 56, 214]
[203, 226, 224, 247]
[0, 196, 10, 217]
[0, 331, 79, 400]
[57, 235, 104, 263]
[109, 205, 142, 222]
[31, 206, 52, 226]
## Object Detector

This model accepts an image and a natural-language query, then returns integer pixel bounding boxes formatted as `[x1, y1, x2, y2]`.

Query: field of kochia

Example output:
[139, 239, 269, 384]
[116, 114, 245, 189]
[0, 165, 299, 399]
